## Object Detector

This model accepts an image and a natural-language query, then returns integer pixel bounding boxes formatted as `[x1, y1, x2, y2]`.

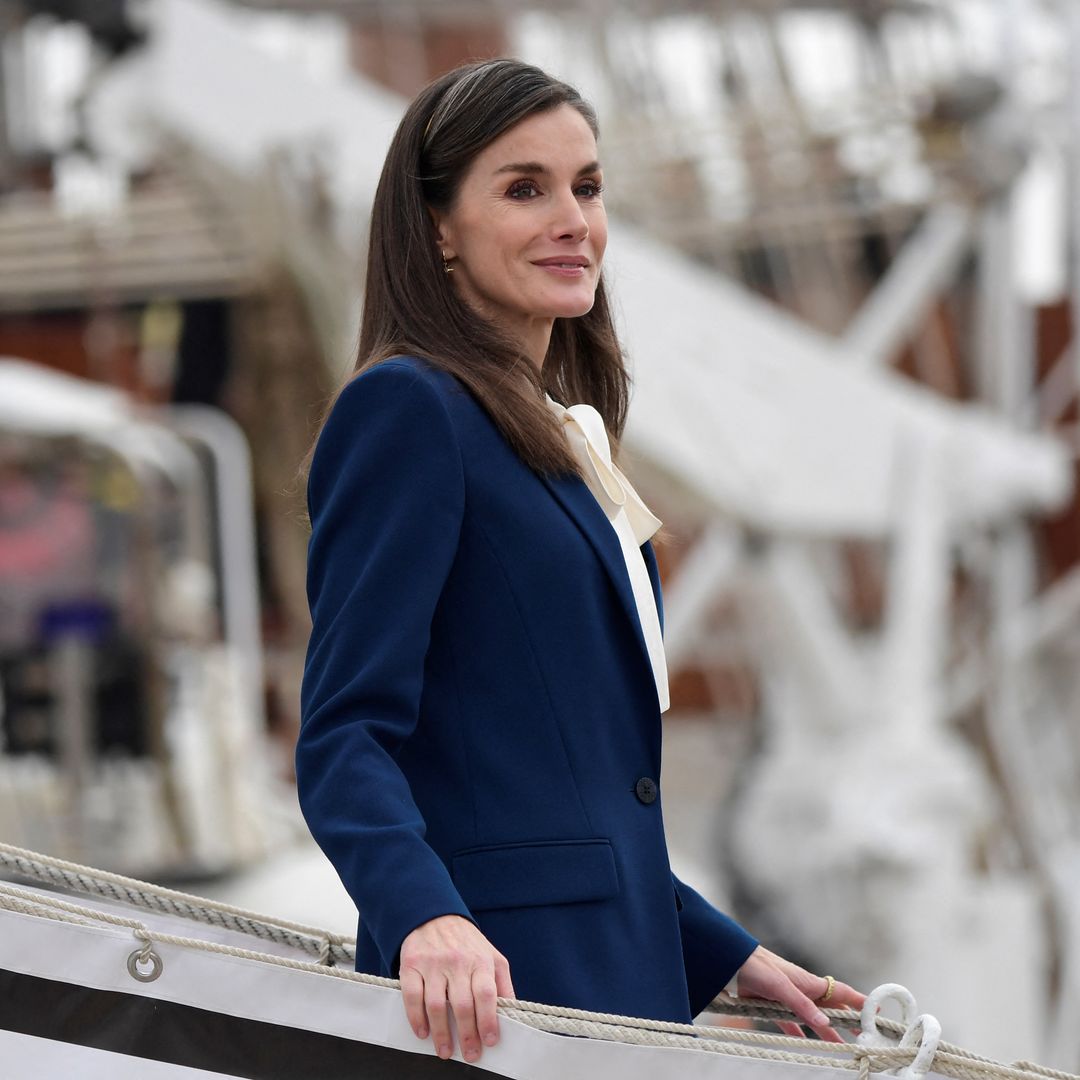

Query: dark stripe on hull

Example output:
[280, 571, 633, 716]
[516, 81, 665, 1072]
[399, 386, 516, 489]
[0, 967, 516, 1079]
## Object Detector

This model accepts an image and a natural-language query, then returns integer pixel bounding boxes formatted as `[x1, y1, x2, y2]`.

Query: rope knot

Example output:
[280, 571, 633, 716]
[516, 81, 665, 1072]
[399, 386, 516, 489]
[853, 1048, 873, 1080]
[133, 925, 154, 964]
[318, 932, 344, 966]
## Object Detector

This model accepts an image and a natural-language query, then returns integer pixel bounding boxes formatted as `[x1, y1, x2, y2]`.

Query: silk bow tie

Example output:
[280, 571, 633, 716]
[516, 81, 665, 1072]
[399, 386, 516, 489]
[544, 396, 662, 545]
[545, 394, 670, 713]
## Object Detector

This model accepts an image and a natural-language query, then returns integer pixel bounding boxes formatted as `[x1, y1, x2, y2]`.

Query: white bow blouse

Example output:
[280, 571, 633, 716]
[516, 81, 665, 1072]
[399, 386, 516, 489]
[544, 394, 670, 713]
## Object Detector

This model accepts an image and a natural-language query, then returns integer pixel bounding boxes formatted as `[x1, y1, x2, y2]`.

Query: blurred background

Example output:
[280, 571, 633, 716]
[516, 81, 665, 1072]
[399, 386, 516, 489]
[0, 0, 1077, 1067]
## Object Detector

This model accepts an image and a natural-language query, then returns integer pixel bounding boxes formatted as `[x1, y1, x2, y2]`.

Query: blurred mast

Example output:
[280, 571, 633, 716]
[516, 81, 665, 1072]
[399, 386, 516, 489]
[0, 1, 20, 192]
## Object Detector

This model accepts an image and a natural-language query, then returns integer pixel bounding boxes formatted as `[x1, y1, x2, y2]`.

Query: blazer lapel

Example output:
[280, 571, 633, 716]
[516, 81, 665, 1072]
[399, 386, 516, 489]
[539, 471, 653, 674]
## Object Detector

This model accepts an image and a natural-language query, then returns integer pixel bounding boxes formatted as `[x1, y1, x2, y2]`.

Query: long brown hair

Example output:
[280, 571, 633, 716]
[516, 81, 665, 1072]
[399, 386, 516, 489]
[314, 58, 631, 481]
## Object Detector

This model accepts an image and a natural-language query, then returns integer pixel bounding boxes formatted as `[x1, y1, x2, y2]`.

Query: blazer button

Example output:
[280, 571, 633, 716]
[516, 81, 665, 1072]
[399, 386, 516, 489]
[635, 777, 658, 805]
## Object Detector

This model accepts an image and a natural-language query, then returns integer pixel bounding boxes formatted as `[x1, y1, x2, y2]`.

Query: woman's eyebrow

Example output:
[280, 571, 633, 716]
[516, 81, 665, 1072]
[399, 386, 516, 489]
[493, 160, 602, 177]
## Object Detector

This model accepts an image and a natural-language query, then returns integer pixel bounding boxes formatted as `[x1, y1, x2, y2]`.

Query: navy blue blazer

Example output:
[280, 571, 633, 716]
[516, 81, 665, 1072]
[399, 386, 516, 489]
[297, 355, 757, 1023]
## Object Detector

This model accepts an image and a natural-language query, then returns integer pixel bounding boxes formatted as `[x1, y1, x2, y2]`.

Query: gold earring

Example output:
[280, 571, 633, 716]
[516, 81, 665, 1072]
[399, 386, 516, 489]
[441, 250, 455, 274]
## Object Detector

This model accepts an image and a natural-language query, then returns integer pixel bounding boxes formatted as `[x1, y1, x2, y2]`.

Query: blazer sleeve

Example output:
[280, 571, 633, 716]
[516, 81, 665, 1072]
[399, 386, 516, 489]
[297, 360, 474, 971]
[672, 873, 758, 1016]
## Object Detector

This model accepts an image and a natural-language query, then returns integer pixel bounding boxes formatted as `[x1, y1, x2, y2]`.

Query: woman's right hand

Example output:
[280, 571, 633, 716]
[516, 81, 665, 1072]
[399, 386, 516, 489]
[399, 914, 516, 1063]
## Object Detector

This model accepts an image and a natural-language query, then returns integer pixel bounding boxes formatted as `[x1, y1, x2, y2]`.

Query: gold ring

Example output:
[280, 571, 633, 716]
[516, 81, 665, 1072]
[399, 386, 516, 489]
[820, 975, 836, 1003]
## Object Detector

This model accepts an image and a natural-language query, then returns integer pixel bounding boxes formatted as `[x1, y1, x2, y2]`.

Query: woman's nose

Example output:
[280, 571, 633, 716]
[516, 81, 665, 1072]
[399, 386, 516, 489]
[551, 192, 590, 241]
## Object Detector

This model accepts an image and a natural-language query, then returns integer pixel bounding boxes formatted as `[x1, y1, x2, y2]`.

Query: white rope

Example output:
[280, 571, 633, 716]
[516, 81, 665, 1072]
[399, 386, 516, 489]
[0, 891, 109, 930]
[0, 841, 354, 966]
[709, 993, 864, 1030]
[1011, 1064, 1080, 1080]
[490, 990, 860, 1052]
[0, 845, 1075, 1080]
[0, 880, 149, 931]
[707, 993, 1031, 1068]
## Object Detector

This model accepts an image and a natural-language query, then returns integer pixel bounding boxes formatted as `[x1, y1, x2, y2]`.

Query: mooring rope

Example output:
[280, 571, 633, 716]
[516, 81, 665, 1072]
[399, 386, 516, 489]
[0, 841, 354, 966]
[0, 843, 1075, 1080]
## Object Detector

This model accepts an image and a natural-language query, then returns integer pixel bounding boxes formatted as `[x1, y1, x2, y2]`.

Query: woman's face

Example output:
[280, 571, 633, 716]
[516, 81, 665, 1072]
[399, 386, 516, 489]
[431, 104, 608, 357]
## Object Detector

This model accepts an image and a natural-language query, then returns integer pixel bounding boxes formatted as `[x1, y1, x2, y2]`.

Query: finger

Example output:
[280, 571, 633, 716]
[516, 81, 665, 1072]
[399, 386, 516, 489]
[827, 981, 865, 1011]
[792, 994, 842, 1043]
[778, 1020, 805, 1038]
[424, 973, 453, 1059]
[400, 966, 429, 1040]
[449, 969, 481, 1063]
[472, 967, 500, 1050]
[494, 954, 516, 1002]
[768, 980, 839, 1043]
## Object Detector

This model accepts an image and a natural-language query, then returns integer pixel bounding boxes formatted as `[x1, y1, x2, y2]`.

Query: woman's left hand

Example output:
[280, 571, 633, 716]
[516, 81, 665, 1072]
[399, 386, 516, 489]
[734, 945, 864, 1042]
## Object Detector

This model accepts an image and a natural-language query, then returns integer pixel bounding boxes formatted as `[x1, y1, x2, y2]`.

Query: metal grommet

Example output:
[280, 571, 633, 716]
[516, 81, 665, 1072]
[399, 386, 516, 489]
[127, 947, 163, 983]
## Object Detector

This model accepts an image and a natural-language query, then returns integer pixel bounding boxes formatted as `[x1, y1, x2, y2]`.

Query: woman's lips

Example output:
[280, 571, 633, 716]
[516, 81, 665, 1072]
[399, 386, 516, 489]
[533, 262, 587, 277]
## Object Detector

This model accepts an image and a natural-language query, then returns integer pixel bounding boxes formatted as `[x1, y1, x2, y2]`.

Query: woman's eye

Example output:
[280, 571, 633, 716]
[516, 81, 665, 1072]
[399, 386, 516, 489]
[507, 179, 540, 199]
[506, 179, 604, 199]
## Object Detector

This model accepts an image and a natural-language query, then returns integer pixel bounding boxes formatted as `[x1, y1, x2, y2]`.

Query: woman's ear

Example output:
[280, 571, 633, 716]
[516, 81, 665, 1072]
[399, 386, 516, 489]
[427, 206, 456, 260]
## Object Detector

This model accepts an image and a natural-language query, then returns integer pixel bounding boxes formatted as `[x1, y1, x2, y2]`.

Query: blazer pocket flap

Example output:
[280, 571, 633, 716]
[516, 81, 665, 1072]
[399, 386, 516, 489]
[452, 839, 618, 912]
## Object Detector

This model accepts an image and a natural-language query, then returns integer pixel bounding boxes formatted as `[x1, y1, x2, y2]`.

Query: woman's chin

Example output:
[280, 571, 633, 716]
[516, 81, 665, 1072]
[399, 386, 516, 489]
[544, 294, 597, 320]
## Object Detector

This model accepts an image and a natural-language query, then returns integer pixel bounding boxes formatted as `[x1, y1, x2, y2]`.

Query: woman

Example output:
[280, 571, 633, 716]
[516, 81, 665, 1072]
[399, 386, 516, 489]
[298, 58, 861, 1065]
